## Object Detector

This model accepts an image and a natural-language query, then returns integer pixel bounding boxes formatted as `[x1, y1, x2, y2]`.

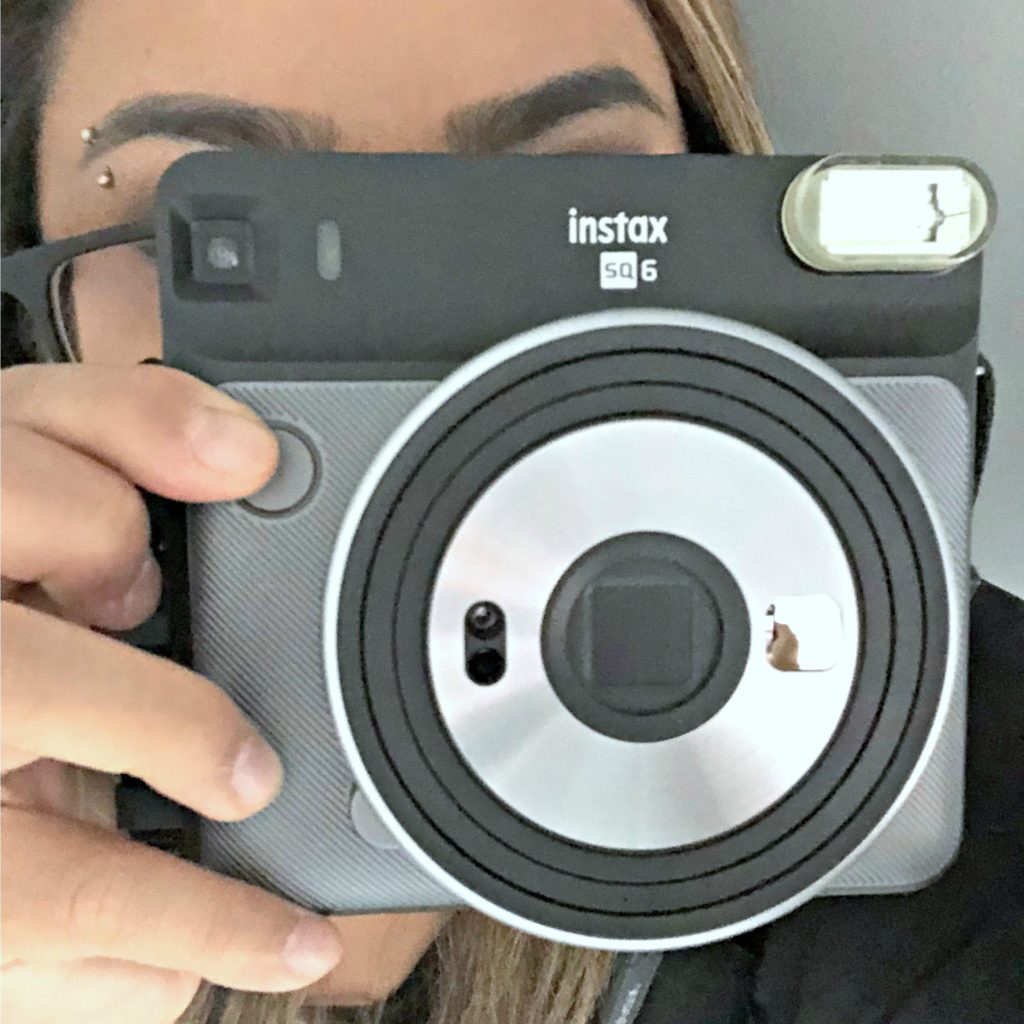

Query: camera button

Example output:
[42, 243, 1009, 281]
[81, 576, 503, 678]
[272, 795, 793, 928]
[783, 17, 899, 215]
[350, 787, 401, 850]
[240, 425, 318, 515]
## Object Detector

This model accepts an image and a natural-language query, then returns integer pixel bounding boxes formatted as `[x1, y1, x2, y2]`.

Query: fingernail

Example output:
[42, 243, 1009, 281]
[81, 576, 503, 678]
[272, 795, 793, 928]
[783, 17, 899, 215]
[231, 736, 284, 809]
[122, 554, 162, 615]
[188, 406, 275, 474]
[281, 917, 344, 978]
[96, 554, 162, 629]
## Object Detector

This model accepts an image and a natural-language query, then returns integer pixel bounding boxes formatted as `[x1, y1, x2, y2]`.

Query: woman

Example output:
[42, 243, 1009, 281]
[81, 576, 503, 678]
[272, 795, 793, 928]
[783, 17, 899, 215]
[2, 2, 1021, 1023]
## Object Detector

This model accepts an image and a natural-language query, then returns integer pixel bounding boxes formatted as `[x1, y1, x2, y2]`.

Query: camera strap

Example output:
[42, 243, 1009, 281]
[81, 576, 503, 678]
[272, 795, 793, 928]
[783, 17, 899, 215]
[596, 951, 665, 1024]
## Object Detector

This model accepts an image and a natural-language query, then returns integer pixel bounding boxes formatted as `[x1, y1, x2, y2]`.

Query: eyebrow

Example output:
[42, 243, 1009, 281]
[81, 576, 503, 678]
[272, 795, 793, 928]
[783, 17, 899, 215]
[445, 67, 665, 153]
[79, 95, 338, 166]
[80, 66, 666, 166]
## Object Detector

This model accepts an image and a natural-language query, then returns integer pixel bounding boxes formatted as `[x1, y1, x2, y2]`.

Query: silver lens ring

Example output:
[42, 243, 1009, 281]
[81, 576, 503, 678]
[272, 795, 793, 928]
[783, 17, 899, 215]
[427, 418, 859, 848]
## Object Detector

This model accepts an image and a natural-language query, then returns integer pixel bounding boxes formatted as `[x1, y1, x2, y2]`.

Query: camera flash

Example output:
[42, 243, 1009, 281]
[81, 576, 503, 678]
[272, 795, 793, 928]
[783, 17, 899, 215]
[782, 155, 996, 272]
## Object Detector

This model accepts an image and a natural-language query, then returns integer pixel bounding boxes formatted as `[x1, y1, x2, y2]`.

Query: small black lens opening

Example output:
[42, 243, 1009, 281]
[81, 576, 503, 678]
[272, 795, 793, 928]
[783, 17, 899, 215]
[465, 601, 504, 640]
[467, 648, 505, 685]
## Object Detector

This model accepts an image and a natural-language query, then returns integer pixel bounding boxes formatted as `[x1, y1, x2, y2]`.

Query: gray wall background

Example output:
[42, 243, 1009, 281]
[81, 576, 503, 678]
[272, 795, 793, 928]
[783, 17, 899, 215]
[735, 0, 1023, 597]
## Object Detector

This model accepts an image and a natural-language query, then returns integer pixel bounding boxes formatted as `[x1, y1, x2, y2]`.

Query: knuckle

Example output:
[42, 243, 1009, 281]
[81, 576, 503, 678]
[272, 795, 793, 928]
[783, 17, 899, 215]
[64, 848, 138, 952]
[184, 895, 242, 972]
[80, 475, 150, 567]
[130, 365, 212, 425]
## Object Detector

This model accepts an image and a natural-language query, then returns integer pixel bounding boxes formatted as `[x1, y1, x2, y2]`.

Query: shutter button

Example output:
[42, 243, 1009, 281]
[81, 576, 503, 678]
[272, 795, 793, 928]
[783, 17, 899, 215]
[240, 425, 318, 515]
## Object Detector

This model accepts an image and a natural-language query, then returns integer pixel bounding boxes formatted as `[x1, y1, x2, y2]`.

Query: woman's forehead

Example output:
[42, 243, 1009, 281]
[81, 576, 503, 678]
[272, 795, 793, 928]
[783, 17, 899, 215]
[44, 0, 675, 143]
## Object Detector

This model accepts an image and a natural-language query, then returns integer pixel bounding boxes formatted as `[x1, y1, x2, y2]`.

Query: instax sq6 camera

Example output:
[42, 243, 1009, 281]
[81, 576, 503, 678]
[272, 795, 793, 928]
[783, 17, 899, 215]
[151, 151, 996, 950]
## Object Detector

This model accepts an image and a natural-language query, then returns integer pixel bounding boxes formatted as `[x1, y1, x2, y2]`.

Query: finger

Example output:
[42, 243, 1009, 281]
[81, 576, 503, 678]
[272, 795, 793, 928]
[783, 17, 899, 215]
[1, 759, 118, 828]
[3, 809, 345, 993]
[2, 603, 282, 821]
[305, 912, 448, 1007]
[1, 425, 160, 630]
[1, 581, 66, 615]
[2, 363, 278, 503]
[0, 958, 200, 1024]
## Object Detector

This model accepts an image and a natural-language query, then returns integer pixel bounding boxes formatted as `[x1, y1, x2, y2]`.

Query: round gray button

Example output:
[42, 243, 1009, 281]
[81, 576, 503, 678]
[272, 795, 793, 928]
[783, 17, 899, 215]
[350, 787, 401, 850]
[241, 426, 317, 514]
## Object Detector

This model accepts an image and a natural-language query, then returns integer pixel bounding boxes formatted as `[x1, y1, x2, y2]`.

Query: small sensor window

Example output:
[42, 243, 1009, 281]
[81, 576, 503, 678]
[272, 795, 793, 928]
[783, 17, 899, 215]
[317, 220, 342, 281]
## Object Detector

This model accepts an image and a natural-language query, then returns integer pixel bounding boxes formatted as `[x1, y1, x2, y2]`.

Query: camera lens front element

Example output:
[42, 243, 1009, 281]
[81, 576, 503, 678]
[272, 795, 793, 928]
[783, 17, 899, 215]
[541, 532, 749, 740]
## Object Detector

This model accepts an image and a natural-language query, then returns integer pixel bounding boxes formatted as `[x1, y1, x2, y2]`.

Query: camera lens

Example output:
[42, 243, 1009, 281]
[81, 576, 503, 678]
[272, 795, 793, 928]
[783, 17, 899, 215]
[465, 601, 503, 639]
[467, 648, 505, 685]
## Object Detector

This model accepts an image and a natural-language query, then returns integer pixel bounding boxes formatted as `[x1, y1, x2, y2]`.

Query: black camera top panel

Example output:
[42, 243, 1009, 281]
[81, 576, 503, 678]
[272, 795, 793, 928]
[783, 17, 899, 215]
[154, 152, 983, 382]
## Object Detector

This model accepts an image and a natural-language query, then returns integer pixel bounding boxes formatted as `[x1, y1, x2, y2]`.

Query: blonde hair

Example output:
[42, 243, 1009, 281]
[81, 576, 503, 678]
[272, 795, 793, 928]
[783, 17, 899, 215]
[181, 913, 616, 1024]
[181, 2, 772, 1021]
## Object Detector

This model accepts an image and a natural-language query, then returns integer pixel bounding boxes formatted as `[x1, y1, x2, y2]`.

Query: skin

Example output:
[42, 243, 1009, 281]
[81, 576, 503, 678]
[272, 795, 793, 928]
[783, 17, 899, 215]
[3, 0, 685, 1018]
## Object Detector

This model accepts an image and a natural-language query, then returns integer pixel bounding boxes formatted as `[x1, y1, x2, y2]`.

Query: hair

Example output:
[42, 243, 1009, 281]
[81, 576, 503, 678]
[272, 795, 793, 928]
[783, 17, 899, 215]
[0, 0, 772, 1020]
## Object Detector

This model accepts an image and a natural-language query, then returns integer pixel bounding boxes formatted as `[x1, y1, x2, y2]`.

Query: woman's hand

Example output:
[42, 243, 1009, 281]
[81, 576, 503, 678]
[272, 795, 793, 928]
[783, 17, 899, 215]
[0, 364, 345, 1023]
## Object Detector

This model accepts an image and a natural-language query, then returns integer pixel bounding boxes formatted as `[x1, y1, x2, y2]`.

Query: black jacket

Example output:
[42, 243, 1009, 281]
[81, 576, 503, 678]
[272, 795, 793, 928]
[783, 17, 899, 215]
[634, 580, 1024, 1024]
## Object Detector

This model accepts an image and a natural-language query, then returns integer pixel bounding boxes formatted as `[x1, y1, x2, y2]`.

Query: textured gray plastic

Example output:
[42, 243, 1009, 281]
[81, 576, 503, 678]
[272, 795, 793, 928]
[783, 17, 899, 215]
[190, 375, 969, 913]
[193, 381, 453, 911]
[823, 376, 970, 894]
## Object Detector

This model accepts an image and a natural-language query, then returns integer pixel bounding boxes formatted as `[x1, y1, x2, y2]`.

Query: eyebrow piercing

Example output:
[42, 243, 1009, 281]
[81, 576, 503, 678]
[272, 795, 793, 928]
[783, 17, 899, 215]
[96, 166, 116, 189]
[80, 125, 99, 144]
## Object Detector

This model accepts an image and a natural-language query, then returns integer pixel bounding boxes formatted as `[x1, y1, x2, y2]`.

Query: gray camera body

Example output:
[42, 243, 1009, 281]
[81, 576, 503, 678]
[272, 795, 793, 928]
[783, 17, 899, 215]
[154, 152, 991, 949]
